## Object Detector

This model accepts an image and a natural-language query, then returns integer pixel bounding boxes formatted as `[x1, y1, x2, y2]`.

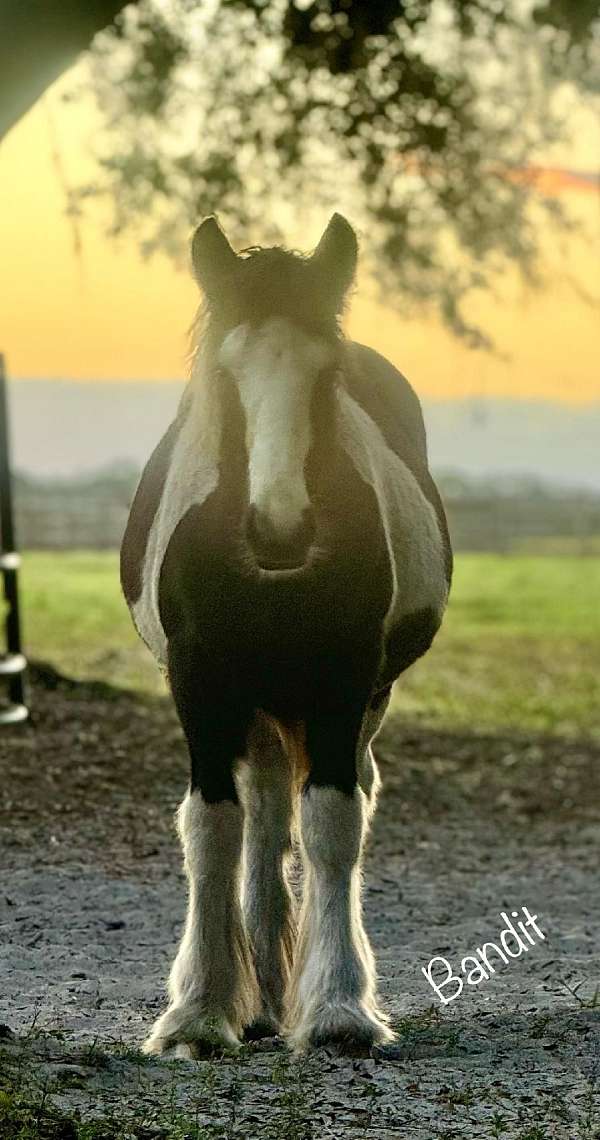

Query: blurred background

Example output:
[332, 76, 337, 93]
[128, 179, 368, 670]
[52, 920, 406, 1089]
[1, 0, 599, 736]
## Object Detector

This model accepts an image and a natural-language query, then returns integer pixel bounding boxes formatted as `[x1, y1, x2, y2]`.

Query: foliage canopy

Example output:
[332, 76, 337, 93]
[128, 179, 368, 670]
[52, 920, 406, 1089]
[82, 0, 599, 342]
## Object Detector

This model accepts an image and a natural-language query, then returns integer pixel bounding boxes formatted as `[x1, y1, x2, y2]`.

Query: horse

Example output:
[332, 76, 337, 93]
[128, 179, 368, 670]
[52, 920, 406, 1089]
[120, 213, 452, 1056]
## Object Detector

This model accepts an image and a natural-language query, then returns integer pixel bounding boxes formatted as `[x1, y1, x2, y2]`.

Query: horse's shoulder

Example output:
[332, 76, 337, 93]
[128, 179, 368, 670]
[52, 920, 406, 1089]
[344, 340, 453, 583]
[120, 391, 190, 605]
[344, 341, 427, 467]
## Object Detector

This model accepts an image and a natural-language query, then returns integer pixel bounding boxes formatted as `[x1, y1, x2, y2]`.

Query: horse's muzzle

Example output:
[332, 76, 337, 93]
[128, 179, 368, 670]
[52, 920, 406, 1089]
[246, 505, 315, 571]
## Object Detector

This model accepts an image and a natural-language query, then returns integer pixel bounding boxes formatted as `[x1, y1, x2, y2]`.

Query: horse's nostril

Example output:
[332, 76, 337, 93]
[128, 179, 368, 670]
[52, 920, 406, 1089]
[296, 507, 316, 550]
[246, 506, 315, 568]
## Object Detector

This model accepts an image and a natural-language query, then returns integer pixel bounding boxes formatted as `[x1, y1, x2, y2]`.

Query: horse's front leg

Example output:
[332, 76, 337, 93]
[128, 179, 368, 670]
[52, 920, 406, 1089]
[143, 643, 259, 1057]
[287, 694, 394, 1051]
[238, 714, 296, 1038]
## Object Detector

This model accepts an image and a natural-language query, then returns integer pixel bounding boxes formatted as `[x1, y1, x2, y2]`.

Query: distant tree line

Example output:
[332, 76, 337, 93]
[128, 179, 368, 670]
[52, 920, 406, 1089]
[13, 466, 600, 554]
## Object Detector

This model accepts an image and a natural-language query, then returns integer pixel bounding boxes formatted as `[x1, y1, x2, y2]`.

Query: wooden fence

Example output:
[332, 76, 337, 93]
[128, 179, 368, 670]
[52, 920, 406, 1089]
[11, 477, 600, 554]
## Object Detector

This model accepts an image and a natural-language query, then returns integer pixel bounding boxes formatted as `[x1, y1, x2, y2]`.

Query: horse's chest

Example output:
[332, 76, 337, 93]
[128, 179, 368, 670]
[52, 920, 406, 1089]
[157, 476, 391, 650]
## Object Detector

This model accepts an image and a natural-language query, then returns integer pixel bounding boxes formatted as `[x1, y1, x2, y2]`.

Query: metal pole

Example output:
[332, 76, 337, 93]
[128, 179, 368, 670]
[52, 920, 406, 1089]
[0, 353, 28, 724]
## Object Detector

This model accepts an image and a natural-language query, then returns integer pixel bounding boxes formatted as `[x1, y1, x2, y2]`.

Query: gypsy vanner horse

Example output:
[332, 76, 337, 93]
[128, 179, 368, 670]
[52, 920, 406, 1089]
[121, 214, 452, 1056]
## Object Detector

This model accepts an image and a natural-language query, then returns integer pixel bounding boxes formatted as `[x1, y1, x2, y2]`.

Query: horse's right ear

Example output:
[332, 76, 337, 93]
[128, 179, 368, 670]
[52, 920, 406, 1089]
[310, 213, 358, 311]
[191, 216, 238, 297]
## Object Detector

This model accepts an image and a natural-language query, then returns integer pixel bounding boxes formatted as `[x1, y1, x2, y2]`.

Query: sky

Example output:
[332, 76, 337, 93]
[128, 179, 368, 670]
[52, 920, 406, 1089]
[0, 59, 598, 404]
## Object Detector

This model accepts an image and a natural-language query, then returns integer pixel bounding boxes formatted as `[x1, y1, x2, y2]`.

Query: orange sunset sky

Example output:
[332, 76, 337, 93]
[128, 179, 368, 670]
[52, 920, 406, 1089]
[0, 60, 598, 404]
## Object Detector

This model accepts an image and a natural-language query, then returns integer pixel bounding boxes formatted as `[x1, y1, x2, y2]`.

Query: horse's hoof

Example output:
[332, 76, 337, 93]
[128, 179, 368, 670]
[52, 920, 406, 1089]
[142, 1007, 240, 1057]
[289, 1002, 395, 1054]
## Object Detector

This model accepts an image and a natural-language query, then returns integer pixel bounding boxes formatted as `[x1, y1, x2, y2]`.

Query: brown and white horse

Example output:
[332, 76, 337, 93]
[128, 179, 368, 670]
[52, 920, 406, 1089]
[121, 214, 452, 1056]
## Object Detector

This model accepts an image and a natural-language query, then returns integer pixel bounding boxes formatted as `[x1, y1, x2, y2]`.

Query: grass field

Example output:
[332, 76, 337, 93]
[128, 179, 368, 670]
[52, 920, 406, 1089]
[16, 550, 600, 738]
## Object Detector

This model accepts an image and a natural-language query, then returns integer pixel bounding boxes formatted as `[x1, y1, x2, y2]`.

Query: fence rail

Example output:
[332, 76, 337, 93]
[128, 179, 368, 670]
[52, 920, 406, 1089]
[11, 483, 600, 554]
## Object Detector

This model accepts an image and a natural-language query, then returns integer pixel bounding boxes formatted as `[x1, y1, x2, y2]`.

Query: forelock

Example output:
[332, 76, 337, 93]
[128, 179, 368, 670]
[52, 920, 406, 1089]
[211, 246, 345, 339]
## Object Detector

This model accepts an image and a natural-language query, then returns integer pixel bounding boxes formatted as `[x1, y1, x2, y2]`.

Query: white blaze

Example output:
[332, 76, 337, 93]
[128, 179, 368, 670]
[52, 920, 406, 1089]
[219, 318, 332, 539]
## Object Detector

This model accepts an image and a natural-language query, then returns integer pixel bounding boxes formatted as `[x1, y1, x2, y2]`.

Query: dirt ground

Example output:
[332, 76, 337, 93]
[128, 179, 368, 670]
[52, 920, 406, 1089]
[1, 664, 599, 1138]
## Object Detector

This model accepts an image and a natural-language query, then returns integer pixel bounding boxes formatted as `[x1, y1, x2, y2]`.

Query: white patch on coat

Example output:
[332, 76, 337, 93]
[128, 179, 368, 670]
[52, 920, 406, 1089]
[287, 785, 394, 1050]
[337, 387, 449, 638]
[219, 318, 333, 541]
[237, 715, 297, 1033]
[132, 362, 222, 665]
[143, 794, 259, 1055]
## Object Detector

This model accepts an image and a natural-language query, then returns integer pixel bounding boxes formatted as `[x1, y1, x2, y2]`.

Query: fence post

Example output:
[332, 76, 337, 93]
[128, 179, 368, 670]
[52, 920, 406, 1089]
[0, 353, 28, 724]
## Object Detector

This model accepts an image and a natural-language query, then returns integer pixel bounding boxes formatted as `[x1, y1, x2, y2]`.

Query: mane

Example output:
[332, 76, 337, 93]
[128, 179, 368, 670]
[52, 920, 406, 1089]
[189, 244, 350, 369]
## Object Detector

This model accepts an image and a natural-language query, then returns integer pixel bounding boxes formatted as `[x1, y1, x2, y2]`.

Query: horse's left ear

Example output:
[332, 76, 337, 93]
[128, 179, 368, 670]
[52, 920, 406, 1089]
[191, 216, 239, 298]
[311, 213, 358, 308]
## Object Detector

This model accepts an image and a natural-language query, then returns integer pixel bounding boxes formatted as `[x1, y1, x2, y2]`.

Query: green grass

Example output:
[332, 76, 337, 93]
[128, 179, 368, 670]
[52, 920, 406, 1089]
[394, 553, 600, 736]
[19, 551, 161, 695]
[16, 550, 600, 737]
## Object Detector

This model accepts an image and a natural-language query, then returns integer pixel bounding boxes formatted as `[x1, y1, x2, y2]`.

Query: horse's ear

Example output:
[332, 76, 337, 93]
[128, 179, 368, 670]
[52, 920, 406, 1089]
[311, 213, 358, 307]
[191, 216, 238, 297]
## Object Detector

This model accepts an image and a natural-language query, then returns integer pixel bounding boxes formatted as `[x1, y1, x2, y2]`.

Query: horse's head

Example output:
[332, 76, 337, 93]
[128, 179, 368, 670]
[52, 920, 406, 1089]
[191, 214, 358, 571]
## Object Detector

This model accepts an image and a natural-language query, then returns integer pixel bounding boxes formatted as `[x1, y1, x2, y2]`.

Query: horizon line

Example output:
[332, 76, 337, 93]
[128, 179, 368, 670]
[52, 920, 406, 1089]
[7, 376, 600, 408]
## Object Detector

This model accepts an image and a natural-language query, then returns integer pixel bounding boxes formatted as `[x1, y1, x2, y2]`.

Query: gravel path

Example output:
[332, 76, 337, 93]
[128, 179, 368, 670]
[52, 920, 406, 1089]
[1, 666, 599, 1138]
